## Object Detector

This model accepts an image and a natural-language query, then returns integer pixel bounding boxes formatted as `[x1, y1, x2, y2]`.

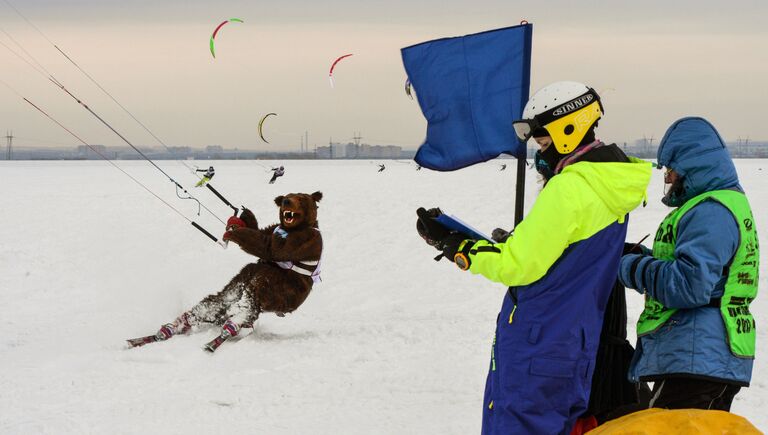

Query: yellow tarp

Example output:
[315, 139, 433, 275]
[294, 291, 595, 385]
[588, 408, 762, 435]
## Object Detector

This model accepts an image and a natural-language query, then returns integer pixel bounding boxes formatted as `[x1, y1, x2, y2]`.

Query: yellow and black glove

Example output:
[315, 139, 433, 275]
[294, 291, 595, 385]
[416, 207, 476, 269]
[442, 236, 475, 270]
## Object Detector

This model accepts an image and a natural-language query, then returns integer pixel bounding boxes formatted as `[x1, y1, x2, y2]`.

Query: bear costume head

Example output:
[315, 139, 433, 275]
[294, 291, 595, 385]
[274, 191, 322, 230]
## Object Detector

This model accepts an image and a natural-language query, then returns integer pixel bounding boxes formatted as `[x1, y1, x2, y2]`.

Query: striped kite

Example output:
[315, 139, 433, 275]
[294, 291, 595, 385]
[210, 18, 243, 59]
[405, 78, 413, 99]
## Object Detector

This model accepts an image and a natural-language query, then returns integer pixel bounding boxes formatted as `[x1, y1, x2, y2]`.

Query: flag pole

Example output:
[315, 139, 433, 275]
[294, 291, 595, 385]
[514, 21, 533, 226]
[514, 155, 526, 226]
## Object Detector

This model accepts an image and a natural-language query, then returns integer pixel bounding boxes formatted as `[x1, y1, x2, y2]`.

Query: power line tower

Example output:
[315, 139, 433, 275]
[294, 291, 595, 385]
[641, 134, 654, 157]
[352, 131, 362, 158]
[745, 136, 750, 157]
[648, 135, 654, 156]
[5, 130, 13, 160]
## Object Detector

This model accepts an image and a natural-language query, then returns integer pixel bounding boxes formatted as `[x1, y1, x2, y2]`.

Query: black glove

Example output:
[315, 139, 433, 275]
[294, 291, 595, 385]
[441, 233, 467, 262]
[417, 207, 477, 269]
[491, 228, 511, 243]
[416, 207, 450, 248]
[442, 233, 476, 270]
[622, 242, 651, 256]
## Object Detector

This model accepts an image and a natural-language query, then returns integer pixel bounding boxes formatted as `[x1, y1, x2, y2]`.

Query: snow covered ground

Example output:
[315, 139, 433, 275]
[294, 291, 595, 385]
[1, 158, 766, 434]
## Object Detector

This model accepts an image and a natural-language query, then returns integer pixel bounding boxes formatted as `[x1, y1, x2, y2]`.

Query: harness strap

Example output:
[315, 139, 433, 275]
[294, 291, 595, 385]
[274, 259, 319, 276]
[272, 226, 323, 283]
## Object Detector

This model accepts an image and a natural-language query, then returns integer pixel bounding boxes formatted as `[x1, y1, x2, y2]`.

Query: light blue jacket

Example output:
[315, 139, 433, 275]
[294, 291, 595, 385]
[619, 117, 753, 385]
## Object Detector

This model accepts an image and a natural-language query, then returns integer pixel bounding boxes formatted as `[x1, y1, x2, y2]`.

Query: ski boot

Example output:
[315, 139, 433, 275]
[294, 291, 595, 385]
[127, 312, 193, 348]
[157, 311, 193, 340]
[203, 319, 240, 353]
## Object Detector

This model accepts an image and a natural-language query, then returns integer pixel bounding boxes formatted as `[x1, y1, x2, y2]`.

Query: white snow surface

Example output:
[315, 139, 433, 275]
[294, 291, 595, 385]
[1, 159, 766, 434]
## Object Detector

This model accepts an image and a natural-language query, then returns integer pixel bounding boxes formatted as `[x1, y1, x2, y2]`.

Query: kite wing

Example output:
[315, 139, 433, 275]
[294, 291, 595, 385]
[258, 112, 277, 143]
[210, 18, 244, 59]
[405, 78, 413, 99]
[328, 53, 353, 88]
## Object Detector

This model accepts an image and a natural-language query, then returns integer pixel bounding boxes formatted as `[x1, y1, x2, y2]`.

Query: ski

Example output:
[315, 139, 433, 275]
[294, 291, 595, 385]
[127, 316, 248, 352]
[126, 323, 177, 348]
[126, 334, 160, 348]
[203, 320, 241, 353]
[203, 333, 232, 352]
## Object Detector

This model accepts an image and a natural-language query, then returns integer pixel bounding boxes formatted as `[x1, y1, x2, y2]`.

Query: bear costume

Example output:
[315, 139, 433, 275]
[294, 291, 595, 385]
[156, 191, 323, 341]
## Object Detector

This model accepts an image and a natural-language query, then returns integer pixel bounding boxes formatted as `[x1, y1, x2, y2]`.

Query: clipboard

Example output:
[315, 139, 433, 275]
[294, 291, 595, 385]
[435, 213, 493, 242]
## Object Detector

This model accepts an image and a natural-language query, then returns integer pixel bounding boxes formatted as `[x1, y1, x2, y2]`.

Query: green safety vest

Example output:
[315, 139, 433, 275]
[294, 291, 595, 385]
[636, 190, 760, 358]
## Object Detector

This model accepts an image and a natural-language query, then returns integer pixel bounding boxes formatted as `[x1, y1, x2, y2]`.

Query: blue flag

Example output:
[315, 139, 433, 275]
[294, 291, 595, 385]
[401, 24, 532, 171]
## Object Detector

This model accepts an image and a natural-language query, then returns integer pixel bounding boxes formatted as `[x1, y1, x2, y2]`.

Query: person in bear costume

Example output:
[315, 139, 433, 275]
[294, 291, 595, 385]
[154, 191, 323, 342]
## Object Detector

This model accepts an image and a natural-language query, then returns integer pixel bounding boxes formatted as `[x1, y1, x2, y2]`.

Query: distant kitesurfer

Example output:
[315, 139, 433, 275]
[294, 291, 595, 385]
[195, 166, 215, 187]
[269, 166, 285, 184]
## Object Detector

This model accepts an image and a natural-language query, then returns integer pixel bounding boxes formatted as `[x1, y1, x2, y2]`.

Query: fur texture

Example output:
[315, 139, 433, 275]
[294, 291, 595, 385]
[183, 191, 323, 328]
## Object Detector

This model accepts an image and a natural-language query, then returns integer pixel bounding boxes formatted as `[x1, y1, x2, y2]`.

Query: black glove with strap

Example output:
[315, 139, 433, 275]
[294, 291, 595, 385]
[416, 207, 475, 268]
[441, 233, 476, 270]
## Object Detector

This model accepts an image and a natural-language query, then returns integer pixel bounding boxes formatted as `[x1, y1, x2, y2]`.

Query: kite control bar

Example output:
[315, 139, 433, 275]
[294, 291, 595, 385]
[206, 184, 240, 216]
[191, 222, 228, 249]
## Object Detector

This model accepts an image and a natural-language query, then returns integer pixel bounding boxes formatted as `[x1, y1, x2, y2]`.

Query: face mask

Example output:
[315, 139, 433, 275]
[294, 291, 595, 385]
[533, 149, 555, 181]
[661, 176, 685, 207]
[538, 143, 567, 178]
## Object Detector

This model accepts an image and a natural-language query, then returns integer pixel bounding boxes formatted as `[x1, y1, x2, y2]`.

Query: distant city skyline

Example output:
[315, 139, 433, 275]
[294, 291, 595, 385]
[1, 0, 767, 153]
[5, 137, 768, 161]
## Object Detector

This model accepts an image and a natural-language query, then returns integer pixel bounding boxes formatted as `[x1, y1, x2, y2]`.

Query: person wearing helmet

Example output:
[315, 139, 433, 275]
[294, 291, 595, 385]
[194, 165, 215, 187]
[269, 165, 285, 184]
[416, 81, 652, 434]
[618, 117, 759, 412]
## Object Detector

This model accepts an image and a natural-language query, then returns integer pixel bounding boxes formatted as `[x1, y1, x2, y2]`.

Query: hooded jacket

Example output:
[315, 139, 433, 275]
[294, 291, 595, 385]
[619, 117, 754, 386]
[469, 153, 651, 434]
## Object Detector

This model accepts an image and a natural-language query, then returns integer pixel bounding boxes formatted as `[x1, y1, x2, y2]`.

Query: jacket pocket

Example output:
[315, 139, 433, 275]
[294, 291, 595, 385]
[520, 357, 584, 415]
[530, 357, 577, 379]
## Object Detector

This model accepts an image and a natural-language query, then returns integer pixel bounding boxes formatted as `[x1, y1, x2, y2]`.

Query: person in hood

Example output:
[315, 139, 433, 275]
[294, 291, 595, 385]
[417, 81, 651, 434]
[618, 117, 759, 411]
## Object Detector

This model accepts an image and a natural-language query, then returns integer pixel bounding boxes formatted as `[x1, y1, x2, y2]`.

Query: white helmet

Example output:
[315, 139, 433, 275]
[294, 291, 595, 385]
[513, 81, 603, 154]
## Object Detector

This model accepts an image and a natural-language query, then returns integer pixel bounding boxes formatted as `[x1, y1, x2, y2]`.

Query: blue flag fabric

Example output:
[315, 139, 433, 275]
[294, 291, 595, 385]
[401, 24, 532, 171]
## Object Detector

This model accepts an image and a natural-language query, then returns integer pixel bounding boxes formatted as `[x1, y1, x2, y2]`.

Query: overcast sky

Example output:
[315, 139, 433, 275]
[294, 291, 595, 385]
[1, 0, 766, 151]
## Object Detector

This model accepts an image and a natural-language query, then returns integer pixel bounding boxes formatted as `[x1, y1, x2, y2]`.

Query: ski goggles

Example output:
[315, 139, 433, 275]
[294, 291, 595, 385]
[661, 166, 681, 185]
[512, 119, 548, 142]
[512, 88, 603, 142]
